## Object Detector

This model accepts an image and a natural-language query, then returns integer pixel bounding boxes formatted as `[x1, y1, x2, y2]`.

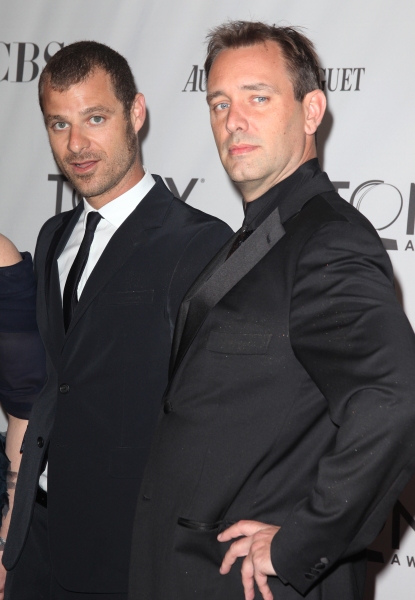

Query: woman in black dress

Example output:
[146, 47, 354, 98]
[0, 234, 46, 598]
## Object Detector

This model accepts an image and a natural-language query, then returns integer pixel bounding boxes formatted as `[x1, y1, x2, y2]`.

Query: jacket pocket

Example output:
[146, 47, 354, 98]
[206, 332, 272, 355]
[99, 290, 154, 305]
[172, 518, 236, 599]
[177, 517, 224, 532]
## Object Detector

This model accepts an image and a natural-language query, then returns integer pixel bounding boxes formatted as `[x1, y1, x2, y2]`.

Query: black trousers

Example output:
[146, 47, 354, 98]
[4, 503, 127, 600]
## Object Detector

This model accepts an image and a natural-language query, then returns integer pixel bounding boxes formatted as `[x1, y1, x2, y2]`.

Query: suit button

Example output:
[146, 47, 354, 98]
[315, 562, 325, 570]
[304, 573, 315, 580]
[163, 401, 172, 414]
[320, 557, 329, 564]
[37, 437, 44, 448]
[59, 384, 70, 394]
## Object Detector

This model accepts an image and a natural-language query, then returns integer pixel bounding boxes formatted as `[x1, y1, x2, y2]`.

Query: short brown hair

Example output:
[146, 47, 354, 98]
[38, 41, 138, 117]
[205, 21, 321, 102]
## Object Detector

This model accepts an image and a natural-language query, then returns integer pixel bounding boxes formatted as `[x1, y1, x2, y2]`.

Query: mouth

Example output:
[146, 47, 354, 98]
[70, 160, 99, 174]
[228, 144, 259, 157]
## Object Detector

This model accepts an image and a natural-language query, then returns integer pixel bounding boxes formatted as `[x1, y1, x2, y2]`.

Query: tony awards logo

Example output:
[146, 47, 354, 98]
[333, 180, 415, 251]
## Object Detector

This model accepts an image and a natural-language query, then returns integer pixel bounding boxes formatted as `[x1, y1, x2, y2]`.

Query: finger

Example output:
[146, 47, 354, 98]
[241, 555, 256, 600]
[220, 536, 252, 574]
[254, 570, 274, 600]
[218, 520, 264, 541]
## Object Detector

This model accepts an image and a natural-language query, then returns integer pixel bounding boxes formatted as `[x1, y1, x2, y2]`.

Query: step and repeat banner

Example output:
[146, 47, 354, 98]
[1, 0, 414, 597]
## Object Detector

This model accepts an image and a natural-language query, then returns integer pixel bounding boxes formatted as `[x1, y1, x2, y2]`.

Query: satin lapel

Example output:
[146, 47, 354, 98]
[171, 207, 285, 378]
[63, 211, 149, 344]
[169, 231, 238, 376]
[43, 204, 84, 361]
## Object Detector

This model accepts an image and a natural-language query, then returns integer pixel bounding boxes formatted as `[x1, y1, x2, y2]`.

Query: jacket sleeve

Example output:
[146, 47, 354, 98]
[166, 221, 233, 336]
[270, 219, 415, 595]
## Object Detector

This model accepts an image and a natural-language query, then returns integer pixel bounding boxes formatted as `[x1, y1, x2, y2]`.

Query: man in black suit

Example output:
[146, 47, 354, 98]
[2, 41, 232, 599]
[129, 22, 415, 600]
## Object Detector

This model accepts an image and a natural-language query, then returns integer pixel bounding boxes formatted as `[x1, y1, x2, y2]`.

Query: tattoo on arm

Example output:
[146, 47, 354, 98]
[6, 470, 17, 490]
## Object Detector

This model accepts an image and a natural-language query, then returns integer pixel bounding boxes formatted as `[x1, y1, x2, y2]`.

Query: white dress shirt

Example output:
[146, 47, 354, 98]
[38, 169, 156, 492]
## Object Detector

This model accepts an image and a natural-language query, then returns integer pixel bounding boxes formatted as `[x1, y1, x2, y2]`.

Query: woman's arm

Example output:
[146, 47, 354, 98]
[0, 234, 26, 596]
[0, 415, 28, 598]
[0, 414, 28, 540]
[0, 235, 21, 267]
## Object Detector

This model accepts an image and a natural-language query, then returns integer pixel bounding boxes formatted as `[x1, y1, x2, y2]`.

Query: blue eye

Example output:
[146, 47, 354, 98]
[54, 122, 68, 130]
[216, 102, 229, 111]
[254, 96, 267, 103]
[90, 116, 104, 124]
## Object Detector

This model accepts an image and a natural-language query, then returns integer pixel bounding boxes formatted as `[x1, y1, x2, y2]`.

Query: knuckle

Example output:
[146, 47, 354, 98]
[241, 557, 253, 578]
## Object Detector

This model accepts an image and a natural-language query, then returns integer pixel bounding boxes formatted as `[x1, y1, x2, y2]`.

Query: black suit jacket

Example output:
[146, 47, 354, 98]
[129, 164, 415, 599]
[3, 176, 233, 593]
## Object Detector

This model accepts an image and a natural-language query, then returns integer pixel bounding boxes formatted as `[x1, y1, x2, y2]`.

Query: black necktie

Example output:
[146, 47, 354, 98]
[226, 226, 253, 259]
[62, 211, 102, 332]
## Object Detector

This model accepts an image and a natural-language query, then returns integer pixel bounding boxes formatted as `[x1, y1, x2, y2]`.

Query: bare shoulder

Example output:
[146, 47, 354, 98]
[0, 234, 22, 267]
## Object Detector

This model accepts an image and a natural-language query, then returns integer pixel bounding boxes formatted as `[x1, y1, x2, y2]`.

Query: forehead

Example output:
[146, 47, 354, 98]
[207, 41, 291, 91]
[42, 69, 118, 112]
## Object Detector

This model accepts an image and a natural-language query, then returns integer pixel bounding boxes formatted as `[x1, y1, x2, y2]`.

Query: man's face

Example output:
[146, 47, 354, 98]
[207, 42, 321, 201]
[42, 69, 145, 207]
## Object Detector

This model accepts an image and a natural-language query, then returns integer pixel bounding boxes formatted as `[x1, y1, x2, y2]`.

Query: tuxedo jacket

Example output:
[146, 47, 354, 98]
[129, 166, 415, 599]
[3, 176, 232, 593]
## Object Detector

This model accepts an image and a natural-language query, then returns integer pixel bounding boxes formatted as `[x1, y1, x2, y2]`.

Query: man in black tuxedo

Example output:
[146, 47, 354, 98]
[2, 41, 232, 599]
[129, 22, 415, 600]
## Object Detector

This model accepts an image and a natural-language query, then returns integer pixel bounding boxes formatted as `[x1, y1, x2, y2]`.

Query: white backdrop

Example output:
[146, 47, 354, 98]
[1, 1, 415, 597]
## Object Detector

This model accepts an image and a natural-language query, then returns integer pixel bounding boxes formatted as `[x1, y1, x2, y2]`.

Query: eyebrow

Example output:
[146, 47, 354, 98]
[79, 105, 115, 116]
[241, 83, 279, 93]
[206, 83, 279, 104]
[45, 105, 115, 125]
[45, 114, 67, 125]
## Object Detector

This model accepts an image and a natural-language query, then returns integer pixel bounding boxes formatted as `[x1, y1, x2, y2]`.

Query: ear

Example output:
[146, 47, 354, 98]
[131, 93, 146, 134]
[303, 89, 326, 136]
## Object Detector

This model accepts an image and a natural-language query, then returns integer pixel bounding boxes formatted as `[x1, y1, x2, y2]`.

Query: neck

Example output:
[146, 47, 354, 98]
[241, 145, 317, 203]
[86, 160, 145, 210]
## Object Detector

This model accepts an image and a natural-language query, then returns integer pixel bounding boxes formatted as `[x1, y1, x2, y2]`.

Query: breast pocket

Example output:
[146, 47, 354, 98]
[206, 332, 272, 355]
[99, 290, 154, 305]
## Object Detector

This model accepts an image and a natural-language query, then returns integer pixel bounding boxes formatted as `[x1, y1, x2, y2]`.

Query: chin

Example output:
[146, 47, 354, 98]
[229, 169, 260, 186]
[72, 176, 99, 194]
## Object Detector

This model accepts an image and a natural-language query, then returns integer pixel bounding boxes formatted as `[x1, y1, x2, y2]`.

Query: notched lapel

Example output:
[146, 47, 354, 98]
[44, 204, 83, 300]
[63, 217, 149, 343]
[171, 207, 285, 378]
[44, 204, 84, 359]
[63, 177, 173, 343]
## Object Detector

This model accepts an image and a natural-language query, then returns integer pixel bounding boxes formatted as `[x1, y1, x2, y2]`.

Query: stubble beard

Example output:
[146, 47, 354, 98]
[219, 135, 263, 185]
[53, 119, 139, 200]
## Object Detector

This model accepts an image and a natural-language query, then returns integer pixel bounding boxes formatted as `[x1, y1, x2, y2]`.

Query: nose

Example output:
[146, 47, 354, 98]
[225, 103, 249, 134]
[67, 125, 90, 154]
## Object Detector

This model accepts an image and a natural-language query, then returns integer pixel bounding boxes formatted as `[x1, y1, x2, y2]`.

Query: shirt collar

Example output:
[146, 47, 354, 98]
[243, 159, 332, 230]
[81, 167, 156, 229]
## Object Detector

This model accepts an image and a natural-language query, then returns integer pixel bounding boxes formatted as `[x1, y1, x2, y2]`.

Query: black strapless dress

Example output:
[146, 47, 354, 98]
[0, 252, 46, 518]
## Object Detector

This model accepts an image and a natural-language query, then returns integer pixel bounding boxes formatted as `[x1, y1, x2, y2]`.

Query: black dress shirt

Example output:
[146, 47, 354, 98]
[243, 158, 332, 231]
